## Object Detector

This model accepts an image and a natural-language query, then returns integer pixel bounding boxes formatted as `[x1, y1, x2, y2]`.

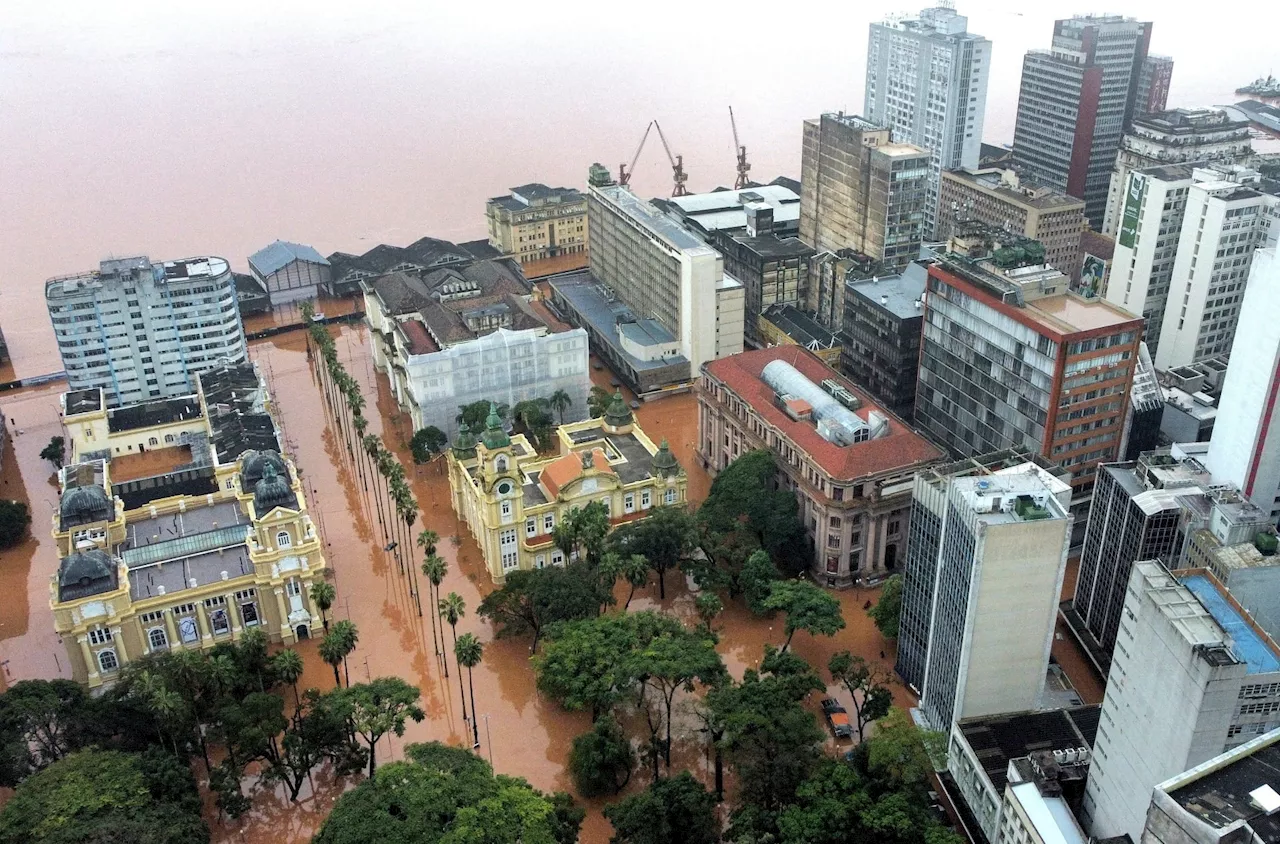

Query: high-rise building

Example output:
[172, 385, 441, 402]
[799, 113, 930, 267]
[936, 167, 1087, 277]
[1081, 561, 1280, 842]
[1011, 15, 1161, 228]
[1101, 108, 1252, 237]
[1208, 236, 1280, 523]
[905, 461, 1073, 731]
[841, 263, 928, 420]
[1134, 54, 1174, 118]
[1066, 451, 1211, 673]
[711, 208, 815, 347]
[865, 6, 991, 237]
[486, 183, 588, 267]
[46, 256, 248, 408]
[915, 227, 1144, 502]
[1107, 163, 1279, 367]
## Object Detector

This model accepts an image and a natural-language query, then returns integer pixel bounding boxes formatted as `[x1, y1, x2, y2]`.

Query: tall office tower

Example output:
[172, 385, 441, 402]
[1082, 561, 1280, 843]
[46, 256, 248, 408]
[904, 462, 1072, 731]
[1067, 451, 1211, 673]
[1134, 54, 1174, 118]
[1208, 236, 1280, 523]
[1102, 108, 1252, 237]
[865, 6, 991, 237]
[1011, 15, 1159, 229]
[799, 113, 930, 268]
[915, 226, 1144, 504]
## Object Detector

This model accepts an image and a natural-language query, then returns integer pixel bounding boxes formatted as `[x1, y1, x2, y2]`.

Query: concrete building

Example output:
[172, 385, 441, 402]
[327, 236, 500, 298]
[799, 113, 930, 267]
[1066, 451, 1212, 673]
[1079, 230, 1115, 298]
[865, 6, 991, 237]
[1122, 341, 1164, 460]
[711, 218, 814, 347]
[1135, 54, 1175, 119]
[1102, 109, 1253, 237]
[1184, 486, 1280, 639]
[247, 241, 331, 307]
[46, 256, 248, 408]
[809, 249, 883, 331]
[447, 398, 685, 582]
[584, 183, 745, 382]
[905, 461, 1073, 731]
[1206, 233, 1280, 523]
[1082, 561, 1280, 843]
[485, 183, 588, 266]
[1011, 16, 1161, 228]
[937, 168, 1087, 277]
[756, 304, 841, 368]
[660, 184, 801, 241]
[1140, 727, 1280, 844]
[841, 263, 928, 420]
[51, 364, 326, 688]
[698, 346, 944, 586]
[233, 273, 271, 318]
[916, 228, 1144, 502]
[948, 706, 1100, 844]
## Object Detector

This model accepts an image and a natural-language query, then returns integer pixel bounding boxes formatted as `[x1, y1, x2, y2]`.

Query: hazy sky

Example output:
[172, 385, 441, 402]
[1, 0, 1274, 370]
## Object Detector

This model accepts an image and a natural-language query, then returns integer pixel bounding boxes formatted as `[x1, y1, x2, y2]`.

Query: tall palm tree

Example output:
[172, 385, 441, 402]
[272, 649, 305, 708]
[318, 631, 345, 688]
[330, 620, 359, 687]
[401, 497, 423, 616]
[422, 555, 448, 661]
[454, 633, 483, 749]
[351, 414, 369, 487]
[310, 581, 336, 632]
[364, 435, 386, 528]
[439, 592, 467, 719]
[548, 389, 572, 425]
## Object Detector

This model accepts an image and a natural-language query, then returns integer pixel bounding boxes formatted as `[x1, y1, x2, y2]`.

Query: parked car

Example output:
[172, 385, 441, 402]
[821, 698, 852, 739]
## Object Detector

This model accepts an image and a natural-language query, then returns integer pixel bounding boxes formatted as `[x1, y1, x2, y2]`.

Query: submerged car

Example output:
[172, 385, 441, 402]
[821, 698, 852, 739]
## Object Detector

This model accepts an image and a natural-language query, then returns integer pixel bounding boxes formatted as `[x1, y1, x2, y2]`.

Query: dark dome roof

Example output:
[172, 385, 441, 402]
[59, 485, 112, 528]
[651, 439, 681, 478]
[481, 403, 510, 450]
[57, 549, 118, 600]
[253, 462, 297, 513]
[605, 391, 633, 429]
[453, 422, 478, 459]
[240, 449, 288, 487]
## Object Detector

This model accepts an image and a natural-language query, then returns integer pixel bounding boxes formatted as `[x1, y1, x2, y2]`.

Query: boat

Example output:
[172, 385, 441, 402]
[1238, 75, 1280, 97]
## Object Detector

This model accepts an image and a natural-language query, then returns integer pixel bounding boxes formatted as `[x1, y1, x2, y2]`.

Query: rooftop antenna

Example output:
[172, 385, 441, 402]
[653, 120, 689, 197]
[730, 106, 751, 190]
[619, 121, 654, 188]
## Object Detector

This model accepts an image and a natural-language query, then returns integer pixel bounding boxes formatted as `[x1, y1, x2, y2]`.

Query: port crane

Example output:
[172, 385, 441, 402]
[619, 121, 654, 188]
[652, 120, 689, 197]
[730, 106, 751, 190]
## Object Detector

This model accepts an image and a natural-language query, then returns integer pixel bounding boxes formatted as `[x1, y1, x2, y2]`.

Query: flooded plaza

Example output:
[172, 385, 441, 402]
[0, 320, 1103, 842]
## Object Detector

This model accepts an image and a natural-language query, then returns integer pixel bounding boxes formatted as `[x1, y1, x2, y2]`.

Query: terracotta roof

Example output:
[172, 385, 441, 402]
[703, 347, 944, 482]
[399, 320, 439, 355]
[540, 448, 614, 500]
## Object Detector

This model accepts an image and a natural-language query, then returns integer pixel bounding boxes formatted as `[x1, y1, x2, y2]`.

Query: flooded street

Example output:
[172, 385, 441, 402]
[0, 320, 1103, 842]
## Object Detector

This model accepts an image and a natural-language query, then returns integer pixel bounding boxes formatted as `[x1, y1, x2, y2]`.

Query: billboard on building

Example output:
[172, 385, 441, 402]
[1078, 253, 1108, 298]
[1118, 173, 1146, 249]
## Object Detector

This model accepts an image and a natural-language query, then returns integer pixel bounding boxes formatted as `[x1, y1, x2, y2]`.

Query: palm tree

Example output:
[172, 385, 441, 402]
[422, 554, 448, 661]
[548, 389, 572, 425]
[439, 592, 467, 718]
[272, 650, 305, 708]
[620, 554, 650, 610]
[364, 435, 386, 527]
[318, 632, 345, 688]
[328, 620, 359, 687]
[351, 413, 369, 487]
[455, 633, 484, 749]
[310, 581, 336, 632]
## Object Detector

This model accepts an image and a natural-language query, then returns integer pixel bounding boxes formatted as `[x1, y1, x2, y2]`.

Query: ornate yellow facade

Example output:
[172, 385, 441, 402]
[50, 365, 329, 688]
[447, 395, 686, 582]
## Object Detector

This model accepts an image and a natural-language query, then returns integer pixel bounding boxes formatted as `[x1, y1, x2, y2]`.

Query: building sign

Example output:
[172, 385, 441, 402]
[1079, 254, 1108, 298]
[1118, 173, 1145, 249]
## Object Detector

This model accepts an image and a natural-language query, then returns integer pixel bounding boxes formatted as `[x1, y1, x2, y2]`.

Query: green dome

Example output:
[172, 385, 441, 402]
[604, 391, 633, 428]
[481, 403, 510, 450]
[253, 461, 297, 512]
[452, 422, 477, 458]
[651, 438, 681, 478]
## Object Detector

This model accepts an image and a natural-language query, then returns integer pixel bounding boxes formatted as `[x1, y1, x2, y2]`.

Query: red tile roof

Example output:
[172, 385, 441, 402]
[400, 319, 439, 355]
[703, 346, 944, 482]
[540, 448, 614, 500]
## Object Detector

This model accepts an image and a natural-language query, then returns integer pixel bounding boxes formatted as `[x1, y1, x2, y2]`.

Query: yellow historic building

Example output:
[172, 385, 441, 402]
[447, 394, 686, 581]
[51, 365, 329, 688]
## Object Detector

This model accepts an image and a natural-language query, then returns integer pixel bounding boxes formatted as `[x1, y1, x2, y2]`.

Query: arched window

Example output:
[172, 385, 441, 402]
[97, 649, 118, 673]
[164, 433, 175, 444]
[148, 437, 158, 446]
[148, 627, 168, 651]
[495, 456, 508, 473]
[276, 530, 292, 549]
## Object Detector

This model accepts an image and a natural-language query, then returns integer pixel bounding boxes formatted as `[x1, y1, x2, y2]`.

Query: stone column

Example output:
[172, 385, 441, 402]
[163, 611, 181, 652]
[225, 594, 242, 636]
[110, 627, 128, 664]
[196, 601, 213, 643]
[274, 587, 292, 642]
[78, 636, 98, 685]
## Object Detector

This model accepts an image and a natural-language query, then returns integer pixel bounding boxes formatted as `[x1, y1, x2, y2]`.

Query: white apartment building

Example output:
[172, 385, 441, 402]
[1083, 561, 1280, 843]
[865, 6, 990, 237]
[47, 256, 248, 408]
[587, 183, 744, 373]
[1207, 236, 1280, 522]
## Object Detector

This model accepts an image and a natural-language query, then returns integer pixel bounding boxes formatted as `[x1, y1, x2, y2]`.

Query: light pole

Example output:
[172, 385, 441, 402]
[481, 713, 494, 769]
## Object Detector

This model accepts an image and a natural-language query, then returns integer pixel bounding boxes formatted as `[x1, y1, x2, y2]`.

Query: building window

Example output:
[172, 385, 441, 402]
[495, 456, 508, 473]
[164, 433, 175, 444]
[501, 500, 512, 519]
[148, 627, 168, 651]
[664, 489, 677, 505]
[544, 513, 554, 532]
[211, 609, 230, 635]
[148, 437, 158, 446]
[97, 649, 119, 673]
[525, 518, 537, 538]
[177, 616, 199, 644]
[88, 627, 113, 646]
[624, 493, 635, 514]
[833, 486, 844, 501]
[240, 602, 260, 627]
[276, 530, 292, 548]
[285, 580, 301, 598]
[535, 554, 546, 569]
[641, 490, 651, 509]
[501, 551, 519, 572]
[551, 550, 564, 566]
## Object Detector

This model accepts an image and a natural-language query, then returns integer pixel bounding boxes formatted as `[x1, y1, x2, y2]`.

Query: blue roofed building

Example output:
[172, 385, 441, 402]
[248, 240, 331, 307]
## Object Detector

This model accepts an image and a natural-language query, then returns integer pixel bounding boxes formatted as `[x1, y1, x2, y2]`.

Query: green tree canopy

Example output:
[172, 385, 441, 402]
[39, 436, 65, 470]
[569, 715, 635, 797]
[0, 680, 90, 786]
[609, 505, 698, 599]
[330, 677, 425, 777]
[740, 550, 782, 616]
[603, 771, 719, 844]
[553, 501, 610, 567]
[828, 651, 894, 741]
[762, 580, 846, 650]
[457, 400, 508, 431]
[477, 563, 610, 652]
[0, 749, 208, 844]
[697, 450, 809, 575]
[410, 427, 448, 464]
[0, 500, 31, 550]
[870, 574, 904, 639]
[633, 624, 727, 772]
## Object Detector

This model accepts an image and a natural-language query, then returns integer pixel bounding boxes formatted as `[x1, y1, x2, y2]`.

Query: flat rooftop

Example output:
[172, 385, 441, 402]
[847, 262, 929, 320]
[876, 142, 929, 159]
[946, 168, 1085, 211]
[958, 706, 1101, 794]
[953, 470, 1070, 525]
[549, 272, 690, 373]
[818, 112, 883, 132]
[109, 446, 194, 483]
[1027, 292, 1141, 334]
[593, 184, 713, 253]
[1182, 573, 1280, 675]
[107, 395, 203, 434]
[760, 304, 838, 350]
[1161, 729, 1280, 844]
[128, 544, 254, 601]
